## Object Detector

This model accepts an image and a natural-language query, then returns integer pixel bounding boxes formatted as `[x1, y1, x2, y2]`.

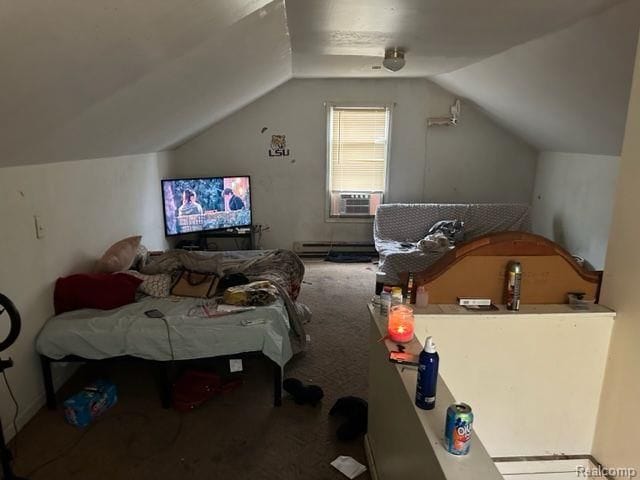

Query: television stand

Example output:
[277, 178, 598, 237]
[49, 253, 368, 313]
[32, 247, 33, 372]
[199, 228, 254, 251]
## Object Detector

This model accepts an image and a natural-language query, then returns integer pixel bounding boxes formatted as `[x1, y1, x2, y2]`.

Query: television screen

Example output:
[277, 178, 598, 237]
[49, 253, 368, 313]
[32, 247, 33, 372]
[161, 176, 251, 236]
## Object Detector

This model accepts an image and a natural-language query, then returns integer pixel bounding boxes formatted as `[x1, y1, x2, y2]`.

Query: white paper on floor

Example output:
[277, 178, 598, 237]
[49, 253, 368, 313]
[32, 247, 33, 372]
[330, 456, 367, 479]
[229, 359, 243, 372]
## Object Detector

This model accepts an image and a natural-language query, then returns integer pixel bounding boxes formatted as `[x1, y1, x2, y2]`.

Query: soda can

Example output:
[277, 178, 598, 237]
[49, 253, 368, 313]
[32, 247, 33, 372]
[444, 403, 473, 455]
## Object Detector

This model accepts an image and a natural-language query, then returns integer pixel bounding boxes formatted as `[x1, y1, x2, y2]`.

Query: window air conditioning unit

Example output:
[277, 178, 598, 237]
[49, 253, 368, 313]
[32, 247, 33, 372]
[339, 192, 382, 217]
[341, 193, 371, 215]
[331, 192, 383, 216]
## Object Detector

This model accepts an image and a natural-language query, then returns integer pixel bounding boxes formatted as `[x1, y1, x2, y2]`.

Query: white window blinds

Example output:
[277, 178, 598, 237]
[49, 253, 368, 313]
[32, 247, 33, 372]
[329, 106, 390, 192]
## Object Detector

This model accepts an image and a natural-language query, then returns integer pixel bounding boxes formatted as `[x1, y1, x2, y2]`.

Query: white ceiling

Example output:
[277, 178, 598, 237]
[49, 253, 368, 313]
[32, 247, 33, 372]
[0, 0, 291, 167]
[433, 0, 640, 155]
[0, 0, 637, 167]
[287, 0, 629, 77]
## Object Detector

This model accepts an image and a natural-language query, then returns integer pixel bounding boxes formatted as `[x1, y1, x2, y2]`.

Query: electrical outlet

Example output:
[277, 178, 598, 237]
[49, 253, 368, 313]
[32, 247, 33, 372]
[34, 215, 45, 239]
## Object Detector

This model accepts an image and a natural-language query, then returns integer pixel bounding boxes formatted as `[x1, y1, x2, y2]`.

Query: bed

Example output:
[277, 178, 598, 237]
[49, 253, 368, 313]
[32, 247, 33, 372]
[406, 231, 602, 304]
[36, 249, 309, 408]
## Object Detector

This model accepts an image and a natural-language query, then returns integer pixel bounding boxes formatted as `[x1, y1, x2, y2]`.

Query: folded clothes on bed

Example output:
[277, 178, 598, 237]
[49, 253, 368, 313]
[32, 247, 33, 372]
[223, 281, 279, 306]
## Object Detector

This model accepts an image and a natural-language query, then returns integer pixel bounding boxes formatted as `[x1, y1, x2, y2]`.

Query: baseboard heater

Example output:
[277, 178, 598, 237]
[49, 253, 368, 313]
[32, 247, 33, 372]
[293, 241, 378, 257]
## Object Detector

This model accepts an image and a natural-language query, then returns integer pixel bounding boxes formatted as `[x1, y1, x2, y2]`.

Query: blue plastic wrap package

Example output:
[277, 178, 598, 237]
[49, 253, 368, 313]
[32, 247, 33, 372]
[63, 380, 117, 428]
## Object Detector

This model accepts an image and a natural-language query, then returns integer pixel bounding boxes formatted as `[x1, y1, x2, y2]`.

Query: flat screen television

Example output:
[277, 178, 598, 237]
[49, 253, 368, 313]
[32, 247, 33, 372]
[161, 176, 252, 236]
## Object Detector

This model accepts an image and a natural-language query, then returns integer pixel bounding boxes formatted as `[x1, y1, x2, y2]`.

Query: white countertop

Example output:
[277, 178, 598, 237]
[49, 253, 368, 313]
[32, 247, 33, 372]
[369, 304, 503, 480]
[409, 302, 615, 319]
[369, 301, 615, 461]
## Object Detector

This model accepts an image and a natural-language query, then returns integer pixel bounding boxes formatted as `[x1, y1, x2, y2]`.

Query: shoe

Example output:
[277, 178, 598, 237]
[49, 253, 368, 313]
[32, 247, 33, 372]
[283, 378, 324, 406]
[329, 396, 368, 441]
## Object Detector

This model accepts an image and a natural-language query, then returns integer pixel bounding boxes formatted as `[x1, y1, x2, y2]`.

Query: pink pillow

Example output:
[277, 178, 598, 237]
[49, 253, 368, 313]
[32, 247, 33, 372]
[95, 236, 142, 273]
[54, 273, 143, 315]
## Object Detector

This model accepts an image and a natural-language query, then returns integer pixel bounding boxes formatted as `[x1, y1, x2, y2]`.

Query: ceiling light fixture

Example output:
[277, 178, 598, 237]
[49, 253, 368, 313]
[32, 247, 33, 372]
[382, 48, 406, 72]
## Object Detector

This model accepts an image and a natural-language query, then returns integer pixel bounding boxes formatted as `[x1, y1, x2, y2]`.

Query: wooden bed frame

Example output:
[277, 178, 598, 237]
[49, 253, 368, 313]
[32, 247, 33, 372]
[405, 231, 602, 304]
[40, 352, 283, 410]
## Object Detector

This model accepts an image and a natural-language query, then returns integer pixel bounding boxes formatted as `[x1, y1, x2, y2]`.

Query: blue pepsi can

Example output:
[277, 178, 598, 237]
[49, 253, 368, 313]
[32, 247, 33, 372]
[444, 403, 473, 455]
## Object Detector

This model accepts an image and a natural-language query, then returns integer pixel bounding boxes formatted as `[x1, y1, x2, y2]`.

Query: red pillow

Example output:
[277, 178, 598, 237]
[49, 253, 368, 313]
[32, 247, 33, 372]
[54, 273, 143, 315]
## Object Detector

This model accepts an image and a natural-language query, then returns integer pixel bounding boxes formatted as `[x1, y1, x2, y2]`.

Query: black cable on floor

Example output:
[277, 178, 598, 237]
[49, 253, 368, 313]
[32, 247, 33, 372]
[2, 369, 20, 458]
[25, 411, 184, 477]
[25, 315, 177, 476]
[25, 423, 94, 477]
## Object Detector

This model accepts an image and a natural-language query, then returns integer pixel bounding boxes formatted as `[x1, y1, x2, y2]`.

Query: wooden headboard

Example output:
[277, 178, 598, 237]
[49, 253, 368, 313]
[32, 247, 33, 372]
[405, 232, 602, 304]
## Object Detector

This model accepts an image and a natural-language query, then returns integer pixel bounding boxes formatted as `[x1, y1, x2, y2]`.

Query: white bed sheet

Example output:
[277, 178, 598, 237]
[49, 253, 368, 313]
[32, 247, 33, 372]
[36, 296, 293, 367]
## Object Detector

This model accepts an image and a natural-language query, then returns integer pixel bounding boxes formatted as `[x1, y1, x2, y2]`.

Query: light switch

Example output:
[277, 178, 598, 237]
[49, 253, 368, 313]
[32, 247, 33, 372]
[34, 215, 45, 239]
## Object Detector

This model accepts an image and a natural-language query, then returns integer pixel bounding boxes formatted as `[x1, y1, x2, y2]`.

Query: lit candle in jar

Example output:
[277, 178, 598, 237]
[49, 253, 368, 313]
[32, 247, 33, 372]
[388, 305, 415, 343]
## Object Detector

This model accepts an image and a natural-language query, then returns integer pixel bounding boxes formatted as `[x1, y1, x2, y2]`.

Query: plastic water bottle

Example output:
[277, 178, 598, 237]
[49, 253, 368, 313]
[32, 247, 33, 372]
[390, 287, 403, 306]
[380, 287, 392, 315]
[416, 285, 430, 308]
[415, 336, 439, 410]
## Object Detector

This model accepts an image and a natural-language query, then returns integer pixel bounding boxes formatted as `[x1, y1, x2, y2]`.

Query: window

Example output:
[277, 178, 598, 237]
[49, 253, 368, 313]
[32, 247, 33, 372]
[327, 105, 391, 218]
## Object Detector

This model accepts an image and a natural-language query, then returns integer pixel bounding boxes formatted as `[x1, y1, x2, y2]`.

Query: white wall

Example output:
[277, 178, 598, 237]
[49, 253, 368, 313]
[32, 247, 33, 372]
[413, 309, 614, 456]
[170, 78, 537, 249]
[531, 152, 619, 269]
[0, 152, 169, 440]
[593, 35, 640, 473]
[424, 102, 538, 204]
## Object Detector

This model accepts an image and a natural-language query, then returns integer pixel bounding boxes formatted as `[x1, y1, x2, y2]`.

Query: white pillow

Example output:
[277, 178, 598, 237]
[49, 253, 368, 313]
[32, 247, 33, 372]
[124, 271, 172, 298]
[95, 236, 142, 273]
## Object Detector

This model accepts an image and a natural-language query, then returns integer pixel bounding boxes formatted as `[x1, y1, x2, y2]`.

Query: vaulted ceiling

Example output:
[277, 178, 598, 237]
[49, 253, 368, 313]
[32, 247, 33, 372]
[288, 0, 629, 78]
[0, 0, 291, 167]
[433, 0, 640, 155]
[0, 0, 637, 167]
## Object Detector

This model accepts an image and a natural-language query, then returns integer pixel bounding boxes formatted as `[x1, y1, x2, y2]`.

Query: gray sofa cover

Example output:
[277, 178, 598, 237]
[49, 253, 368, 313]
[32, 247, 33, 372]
[374, 203, 531, 284]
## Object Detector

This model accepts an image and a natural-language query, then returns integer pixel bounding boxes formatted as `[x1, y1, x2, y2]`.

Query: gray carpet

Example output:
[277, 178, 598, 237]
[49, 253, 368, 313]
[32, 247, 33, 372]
[12, 260, 376, 479]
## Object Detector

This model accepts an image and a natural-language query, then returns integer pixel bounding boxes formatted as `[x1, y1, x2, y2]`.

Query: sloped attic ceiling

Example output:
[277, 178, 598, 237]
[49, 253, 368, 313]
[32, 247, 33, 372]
[433, 0, 640, 155]
[287, 0, 630, 78]
[0, 0, 291, 167]
[0, 0, 636, 167]
[286, 0, 637, 156]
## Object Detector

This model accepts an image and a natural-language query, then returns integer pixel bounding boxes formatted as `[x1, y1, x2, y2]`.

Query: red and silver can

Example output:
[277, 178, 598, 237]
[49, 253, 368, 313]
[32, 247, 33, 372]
[444, 403, 473, 455]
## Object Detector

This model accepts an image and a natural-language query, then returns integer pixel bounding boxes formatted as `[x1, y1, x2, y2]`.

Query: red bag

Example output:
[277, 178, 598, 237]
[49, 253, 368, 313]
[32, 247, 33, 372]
[171, 370, 242, 411]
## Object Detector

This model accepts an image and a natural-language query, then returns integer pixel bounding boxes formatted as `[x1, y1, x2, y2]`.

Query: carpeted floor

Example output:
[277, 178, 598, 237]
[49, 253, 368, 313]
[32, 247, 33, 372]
[12, 260, 376, 480]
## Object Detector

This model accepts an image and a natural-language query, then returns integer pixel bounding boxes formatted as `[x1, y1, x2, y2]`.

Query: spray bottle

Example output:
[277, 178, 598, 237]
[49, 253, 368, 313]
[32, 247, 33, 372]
[505, 261, 523, 311]
[415, 336, 439, 410]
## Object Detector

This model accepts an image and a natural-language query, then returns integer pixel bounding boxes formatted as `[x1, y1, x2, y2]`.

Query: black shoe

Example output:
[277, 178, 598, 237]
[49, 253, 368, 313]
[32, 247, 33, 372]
[283, 378, 324, 406]
[329, 396, 368, 441]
